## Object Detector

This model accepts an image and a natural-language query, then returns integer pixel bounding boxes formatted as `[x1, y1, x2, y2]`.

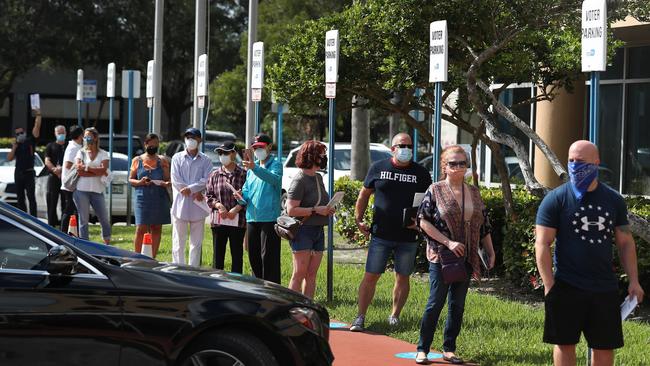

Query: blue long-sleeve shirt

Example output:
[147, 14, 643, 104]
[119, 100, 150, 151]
[241, 154, 283, 222]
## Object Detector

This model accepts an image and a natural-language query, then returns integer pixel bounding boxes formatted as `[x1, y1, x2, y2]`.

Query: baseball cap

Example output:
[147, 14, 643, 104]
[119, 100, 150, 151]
[215, 141, 236, 152]
[251, 133, 272, 148]
[184, 127, 201, 138]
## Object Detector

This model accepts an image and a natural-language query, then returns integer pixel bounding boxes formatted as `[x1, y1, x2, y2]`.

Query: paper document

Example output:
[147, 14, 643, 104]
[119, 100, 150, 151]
[621, 295, 638, 320]
[412, 192, 425, 207]
[224, 181, 238, 193]
[30, 94, 40, 110]
[216, 212, 239, 227]
[151, 179, 166, 186]
[327, 191, 345, 207]
[193, 198, 211, 214]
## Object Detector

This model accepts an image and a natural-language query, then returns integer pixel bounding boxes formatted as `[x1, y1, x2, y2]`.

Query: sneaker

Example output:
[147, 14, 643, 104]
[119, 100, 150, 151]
[388, 315, 399, 326]
[349, 315, 365, 332]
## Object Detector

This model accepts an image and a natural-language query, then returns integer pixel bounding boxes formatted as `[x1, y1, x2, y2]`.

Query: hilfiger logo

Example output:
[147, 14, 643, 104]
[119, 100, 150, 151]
[379, 171, 417, 183]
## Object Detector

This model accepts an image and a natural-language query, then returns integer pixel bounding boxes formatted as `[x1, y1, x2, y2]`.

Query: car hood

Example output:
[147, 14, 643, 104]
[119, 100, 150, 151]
[116, 258, 314, 306]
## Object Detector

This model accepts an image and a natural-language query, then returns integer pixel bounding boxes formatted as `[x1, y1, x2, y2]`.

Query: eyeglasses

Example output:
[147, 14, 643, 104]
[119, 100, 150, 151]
[447, 161, 467, 168]
[392, 144, 413, 149]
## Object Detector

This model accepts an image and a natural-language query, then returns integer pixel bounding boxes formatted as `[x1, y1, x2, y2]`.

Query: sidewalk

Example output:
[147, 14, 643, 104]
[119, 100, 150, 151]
[329, 321, 478, 365]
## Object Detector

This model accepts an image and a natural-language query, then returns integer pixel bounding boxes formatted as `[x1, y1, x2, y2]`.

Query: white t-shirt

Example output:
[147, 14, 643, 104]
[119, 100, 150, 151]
[61, 140, 82, 192]
[75, 149, 109, 194]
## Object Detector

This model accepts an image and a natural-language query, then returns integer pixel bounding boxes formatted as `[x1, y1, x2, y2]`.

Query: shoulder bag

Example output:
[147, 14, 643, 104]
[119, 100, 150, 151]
[274, 173, 322, 240]
[439, 184, 470, 284]
[62, 150, 85, 191]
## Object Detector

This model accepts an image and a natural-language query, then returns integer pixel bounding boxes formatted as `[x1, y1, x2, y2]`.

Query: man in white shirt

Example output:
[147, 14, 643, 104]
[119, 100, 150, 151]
[60, 126, 83, 233]
[170, 128, 213, 266]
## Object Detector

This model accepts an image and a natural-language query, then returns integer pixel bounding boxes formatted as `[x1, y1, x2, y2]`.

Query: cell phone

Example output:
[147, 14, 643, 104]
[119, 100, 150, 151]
[244, 148, 254, 161]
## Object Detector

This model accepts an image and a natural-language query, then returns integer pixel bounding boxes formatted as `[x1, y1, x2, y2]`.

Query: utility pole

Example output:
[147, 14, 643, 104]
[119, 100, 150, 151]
[245, 0, 259, 144]
[193, 0, 207, 130]
[152, 0, 164, 136]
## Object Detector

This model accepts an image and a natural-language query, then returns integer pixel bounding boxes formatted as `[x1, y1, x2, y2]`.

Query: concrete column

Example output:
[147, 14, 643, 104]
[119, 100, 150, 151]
[534, 81, 585, 188]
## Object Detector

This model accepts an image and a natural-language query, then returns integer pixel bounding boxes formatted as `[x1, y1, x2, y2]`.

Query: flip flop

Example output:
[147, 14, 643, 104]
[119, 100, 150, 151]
[443, 355, 464, 364]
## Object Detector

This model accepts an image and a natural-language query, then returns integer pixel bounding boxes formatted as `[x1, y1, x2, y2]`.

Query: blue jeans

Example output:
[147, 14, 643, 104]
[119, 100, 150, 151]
[73, 190, 111, 241]
[417, 262, 470, 353]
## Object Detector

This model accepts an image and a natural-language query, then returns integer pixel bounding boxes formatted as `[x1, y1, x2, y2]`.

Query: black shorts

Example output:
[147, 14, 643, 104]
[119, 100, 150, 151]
[543, 280, 623, 349]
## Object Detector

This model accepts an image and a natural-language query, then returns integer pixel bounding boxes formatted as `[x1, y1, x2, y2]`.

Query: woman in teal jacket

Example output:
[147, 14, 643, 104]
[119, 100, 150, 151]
[236, 133, 283, 283]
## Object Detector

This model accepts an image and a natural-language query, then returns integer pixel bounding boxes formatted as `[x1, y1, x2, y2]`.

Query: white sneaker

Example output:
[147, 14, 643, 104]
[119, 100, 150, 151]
[388, 315, 399, 326]
[349, 315, 365, 332]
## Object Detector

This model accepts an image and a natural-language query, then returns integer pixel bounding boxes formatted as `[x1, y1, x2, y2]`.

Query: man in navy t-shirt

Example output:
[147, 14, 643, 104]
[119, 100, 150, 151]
[349, 133, 432, 332]
[535, 140, 644, 366]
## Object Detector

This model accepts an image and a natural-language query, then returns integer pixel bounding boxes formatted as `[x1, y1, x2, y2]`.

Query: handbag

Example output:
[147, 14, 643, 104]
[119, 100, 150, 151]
[439, 184, 470, 284]
[62, 150, 84, 191]
[274, 172, 322, 240]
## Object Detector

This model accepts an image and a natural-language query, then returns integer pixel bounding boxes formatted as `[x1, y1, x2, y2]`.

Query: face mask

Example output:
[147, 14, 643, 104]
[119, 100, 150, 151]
[83, 136, 94, 147]
[185, 138, 198, 150]
[568, 161, 599, 200]
[395, 148, 413, 163]
[219, 154, 232, 166]
[146, 146, 158, 155]
[16, 133, 26, 143]
[56, 134, 66, 142]
[319, 156, 328, 170]
[254, 148, 268, 161]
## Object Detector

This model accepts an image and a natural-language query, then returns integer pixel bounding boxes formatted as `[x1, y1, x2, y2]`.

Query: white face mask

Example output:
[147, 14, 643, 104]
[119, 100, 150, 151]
[394, 147, 413, 163]
[185, 138, 198, 150]
[219, 154, 232, 166]
[254, 148, 268, 161]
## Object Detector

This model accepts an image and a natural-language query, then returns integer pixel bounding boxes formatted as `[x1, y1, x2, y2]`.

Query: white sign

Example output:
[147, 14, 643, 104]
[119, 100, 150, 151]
[251, 42, 264, 90]
[429, 20, 448, 83]
[325, 30, 339, 83]
[121, 70, 141, 99]
[83, 80, 97, 102]
[146, 60, 155, 99]
[147, 98, 153, 108]
[581, 0, 607, 72]
[198, 96, 205, 109]
[251, 88, 262, 102]
[106, 63, 116, 98]
[197, 54, 209, 97]
[76, 69, 84, 101]
[30, 94, 40, 110]
[325, 83, 336, 99]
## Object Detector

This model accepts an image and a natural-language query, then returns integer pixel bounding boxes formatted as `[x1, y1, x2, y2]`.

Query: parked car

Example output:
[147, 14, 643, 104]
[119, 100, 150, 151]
[99, 134, 144, 157]
[281, 142, 392, 209]
[0, 148, 45, 205]
[204, 129, 237, 143]
[0, 201, 333, 366]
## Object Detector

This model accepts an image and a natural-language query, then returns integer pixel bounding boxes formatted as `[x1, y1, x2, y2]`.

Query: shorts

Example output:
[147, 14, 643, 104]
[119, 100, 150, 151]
[289, 225, 325, 252]
[365, 236, 418, 275]
[543, 279, 623, 349]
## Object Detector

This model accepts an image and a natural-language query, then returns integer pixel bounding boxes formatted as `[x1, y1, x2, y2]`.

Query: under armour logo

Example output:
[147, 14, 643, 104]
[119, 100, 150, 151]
[581, 216, 606, 231]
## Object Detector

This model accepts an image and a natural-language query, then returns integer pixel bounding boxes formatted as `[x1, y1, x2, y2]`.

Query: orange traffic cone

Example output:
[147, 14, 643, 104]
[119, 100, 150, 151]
[141, 233, 153, 258]
[68, 214, 79, 237]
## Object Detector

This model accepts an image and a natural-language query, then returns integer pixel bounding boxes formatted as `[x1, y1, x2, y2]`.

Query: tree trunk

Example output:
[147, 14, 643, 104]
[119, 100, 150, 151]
[350, 95, 370, 181]
[489, 142, 516, 220]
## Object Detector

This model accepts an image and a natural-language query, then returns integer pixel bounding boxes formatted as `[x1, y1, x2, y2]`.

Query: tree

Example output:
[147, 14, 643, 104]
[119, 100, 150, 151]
[267, 0, 650, 238]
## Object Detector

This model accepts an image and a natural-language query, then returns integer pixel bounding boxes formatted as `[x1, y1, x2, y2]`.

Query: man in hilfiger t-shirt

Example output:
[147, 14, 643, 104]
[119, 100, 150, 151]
[535, 140, 644, 366]
[349, 133, 432, 332]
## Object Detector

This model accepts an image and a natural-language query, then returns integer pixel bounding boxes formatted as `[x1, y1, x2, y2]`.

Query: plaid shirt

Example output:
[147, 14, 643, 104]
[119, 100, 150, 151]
[206, 165, 247, 227]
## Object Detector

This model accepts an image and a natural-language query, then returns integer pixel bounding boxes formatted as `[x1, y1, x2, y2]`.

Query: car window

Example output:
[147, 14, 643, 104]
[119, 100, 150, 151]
[99, 137, 143, 155]
[109, 157, 129, 171]
[370, 150, 392, 163]
[0, 218, 49, 271]
[285, 153, 297, 168]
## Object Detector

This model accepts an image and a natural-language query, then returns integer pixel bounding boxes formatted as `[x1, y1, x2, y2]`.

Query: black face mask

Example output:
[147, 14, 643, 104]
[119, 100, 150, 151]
[146, 146, 158, 155]
[319, 156, 328, 170]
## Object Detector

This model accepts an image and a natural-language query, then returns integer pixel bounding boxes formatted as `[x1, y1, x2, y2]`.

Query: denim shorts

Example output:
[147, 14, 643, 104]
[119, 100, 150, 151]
[289, 225, 325, 252]
[365, 236, 418, 275]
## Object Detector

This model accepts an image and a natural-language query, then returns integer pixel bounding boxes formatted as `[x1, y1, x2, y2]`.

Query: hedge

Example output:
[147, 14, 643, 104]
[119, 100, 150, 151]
[333, 177, 650, 296]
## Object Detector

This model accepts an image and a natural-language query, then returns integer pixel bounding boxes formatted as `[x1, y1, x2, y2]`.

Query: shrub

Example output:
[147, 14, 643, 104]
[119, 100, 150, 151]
[334, 176, 373, 247]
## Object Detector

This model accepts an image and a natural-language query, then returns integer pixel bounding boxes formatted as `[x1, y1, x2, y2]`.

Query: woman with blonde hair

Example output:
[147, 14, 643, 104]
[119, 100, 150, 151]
[414, 145, 495, 365]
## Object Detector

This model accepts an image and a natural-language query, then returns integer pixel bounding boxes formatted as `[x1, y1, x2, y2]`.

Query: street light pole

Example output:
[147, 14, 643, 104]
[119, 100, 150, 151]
[245, 0, 259, 144]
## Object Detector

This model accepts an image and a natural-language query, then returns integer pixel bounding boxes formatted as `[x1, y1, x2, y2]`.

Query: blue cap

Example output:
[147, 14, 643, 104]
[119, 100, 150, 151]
[184, 127, 201, 138]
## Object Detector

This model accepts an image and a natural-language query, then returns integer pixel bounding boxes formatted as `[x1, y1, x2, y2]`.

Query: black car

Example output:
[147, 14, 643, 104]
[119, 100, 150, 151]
[0, 202, 333, 366]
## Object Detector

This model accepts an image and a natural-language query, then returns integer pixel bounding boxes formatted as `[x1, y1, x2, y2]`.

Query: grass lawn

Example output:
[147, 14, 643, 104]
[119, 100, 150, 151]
[92, 224, 650, 366]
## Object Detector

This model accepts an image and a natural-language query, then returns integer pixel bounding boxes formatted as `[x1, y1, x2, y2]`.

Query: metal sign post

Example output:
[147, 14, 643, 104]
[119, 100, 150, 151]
[76, 70, 84, 127]
[107, 63, 116, 223]
[410, 88, 425, 161]
[251, 42, 265, 134]
[325, 29, 339, 302]
[429, 20, 448, 182]
[197, 54, 208, 152]
[146, 60, 155, 133]
[122, 70, 141, 226]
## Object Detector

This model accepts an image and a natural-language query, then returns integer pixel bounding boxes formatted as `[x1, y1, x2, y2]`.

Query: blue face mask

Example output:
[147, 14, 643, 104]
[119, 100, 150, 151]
[56, 134, 66, 142]
[568, 161, 598, 200]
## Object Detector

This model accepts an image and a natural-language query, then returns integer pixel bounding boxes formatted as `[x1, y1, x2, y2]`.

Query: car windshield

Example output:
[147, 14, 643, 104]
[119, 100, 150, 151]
[100, 137, 143, 155]
[0, 152, 43, 167]
[285, 147, 392, 170]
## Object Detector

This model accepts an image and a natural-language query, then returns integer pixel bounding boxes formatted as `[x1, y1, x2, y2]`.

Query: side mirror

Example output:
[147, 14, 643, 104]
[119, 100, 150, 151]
[46, 245, 78, 275]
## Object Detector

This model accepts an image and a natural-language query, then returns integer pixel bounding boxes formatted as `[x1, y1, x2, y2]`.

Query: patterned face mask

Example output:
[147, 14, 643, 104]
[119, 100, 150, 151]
[568, 161, 598, 200]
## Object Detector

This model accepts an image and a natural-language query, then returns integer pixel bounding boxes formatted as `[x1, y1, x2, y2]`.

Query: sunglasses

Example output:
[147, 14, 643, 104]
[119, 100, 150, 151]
[392, 144, 413, 149]
[447, 161, 468, 168]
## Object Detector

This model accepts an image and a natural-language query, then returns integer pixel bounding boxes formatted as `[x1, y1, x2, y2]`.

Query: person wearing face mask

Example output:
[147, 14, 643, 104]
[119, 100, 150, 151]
[7, 108, 42, 216]
[233, 133, 283, 284]
[129, 133, 171, 257]
[60, 125, 83, 233]
[205, 141, 247, 273]
[170, 128, 213, 267]
[44, 125, 67, 226]
[73, 127, 111, 243]
[414, 145, 495, 365]
[349, 133, 431, 333]
[535, 140, 644, 366]
[285, 140, 335, 299]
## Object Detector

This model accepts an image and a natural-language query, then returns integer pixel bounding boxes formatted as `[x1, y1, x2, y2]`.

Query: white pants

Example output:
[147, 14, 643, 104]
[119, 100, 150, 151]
[172, 215, 204, 267]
